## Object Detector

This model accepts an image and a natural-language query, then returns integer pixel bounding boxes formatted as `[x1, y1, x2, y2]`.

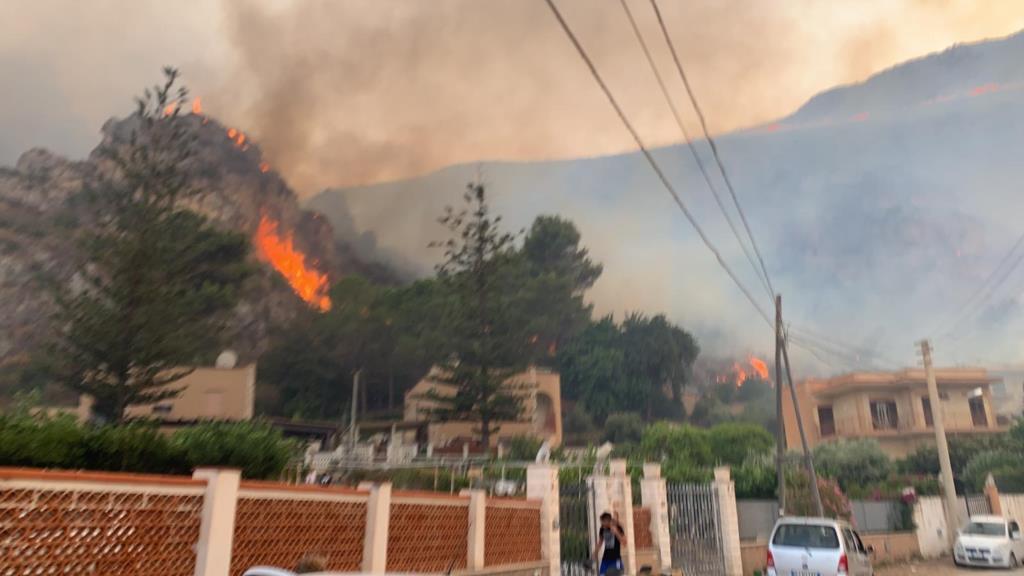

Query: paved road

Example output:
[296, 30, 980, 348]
[876, 558, 1024, 575]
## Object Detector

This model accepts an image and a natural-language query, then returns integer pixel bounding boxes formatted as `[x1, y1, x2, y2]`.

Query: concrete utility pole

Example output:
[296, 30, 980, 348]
[350, 369, 362, 454]
[775, 295, 787, 516]
[781, 325, 824, 517]
[919, 340, 963, 544]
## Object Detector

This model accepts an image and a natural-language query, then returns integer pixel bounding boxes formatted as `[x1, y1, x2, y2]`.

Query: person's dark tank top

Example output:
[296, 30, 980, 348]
[599, 527, 621, 561]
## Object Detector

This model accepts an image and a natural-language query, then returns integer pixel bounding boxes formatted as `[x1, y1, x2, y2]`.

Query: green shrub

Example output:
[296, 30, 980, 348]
[604, 413, 645, 444]
[963, 450, 1020, 491]
[171, 421, 296, 480]
[81, 423, 189, 474]
[709, 422, 774, 467]
[501, 435, 542, 461]
[813, 439, 891, 491]
[0, 413, 85, 468]
[733, 456, 777, 499]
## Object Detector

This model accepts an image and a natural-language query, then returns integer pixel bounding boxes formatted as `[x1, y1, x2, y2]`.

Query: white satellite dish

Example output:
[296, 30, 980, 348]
[215, 350, 238, 369]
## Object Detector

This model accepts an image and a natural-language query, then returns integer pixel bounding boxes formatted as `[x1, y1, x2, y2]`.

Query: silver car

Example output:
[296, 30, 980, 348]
[767, 517, 874, 576]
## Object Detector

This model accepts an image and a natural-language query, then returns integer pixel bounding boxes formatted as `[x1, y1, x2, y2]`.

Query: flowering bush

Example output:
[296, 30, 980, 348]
[785, 469, 852, 521]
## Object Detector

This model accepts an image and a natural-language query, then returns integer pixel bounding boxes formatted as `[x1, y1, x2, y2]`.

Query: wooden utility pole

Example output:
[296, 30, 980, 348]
[775, 295, 787, 516]
[781, 323, 825, 517]
[920, 340, 962, 544]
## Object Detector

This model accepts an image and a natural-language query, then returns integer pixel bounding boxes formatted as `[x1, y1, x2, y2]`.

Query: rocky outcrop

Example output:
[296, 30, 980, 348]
[0, 112, 394, 381]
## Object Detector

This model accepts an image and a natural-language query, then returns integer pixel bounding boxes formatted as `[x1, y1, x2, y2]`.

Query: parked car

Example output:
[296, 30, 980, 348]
[766, 516, 874, 576]
[954, 515, 1024, 568]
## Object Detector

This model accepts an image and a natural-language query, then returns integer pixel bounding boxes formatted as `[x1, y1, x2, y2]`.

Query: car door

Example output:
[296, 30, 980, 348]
[844, 528, 872, 576]
[1010, 520, 1024, 560]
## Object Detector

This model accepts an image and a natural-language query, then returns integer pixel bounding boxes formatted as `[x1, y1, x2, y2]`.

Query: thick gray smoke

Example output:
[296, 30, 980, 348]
[215, 0, 1024, 194]
[309, 30, 1024, 371]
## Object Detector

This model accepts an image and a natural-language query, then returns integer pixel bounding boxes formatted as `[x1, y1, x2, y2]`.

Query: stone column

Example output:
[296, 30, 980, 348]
[362, 482, 392, 574]
[528, 464, 561, 576]
[607, 460, 637, 576]
[193, 468, 241, 576]
[466, 490, 487, 571]
[640, 464, 672, 572]
[985, 474, 1003, 516]
[714, 467, 743, 576]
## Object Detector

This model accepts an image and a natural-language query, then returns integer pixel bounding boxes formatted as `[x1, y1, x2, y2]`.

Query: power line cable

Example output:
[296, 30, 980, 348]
[616, 0, 772, 301]
[543, 0, 773, 327]
[648, 0, 775, 298]
[936, 230, 1024, 340]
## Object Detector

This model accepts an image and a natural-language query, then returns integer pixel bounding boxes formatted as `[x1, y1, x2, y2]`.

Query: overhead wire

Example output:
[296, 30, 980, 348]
[615, 0, 772, 301]
[542, 0, 773, 327]
[935, 230, 1024, 341]
[647, 0, 775, 299]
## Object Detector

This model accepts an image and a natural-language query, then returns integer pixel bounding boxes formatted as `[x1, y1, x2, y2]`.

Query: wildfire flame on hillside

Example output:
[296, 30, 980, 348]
[255, 214, 332, 312]
[716, 355, 771, 387]
[192, 97, 202, 115]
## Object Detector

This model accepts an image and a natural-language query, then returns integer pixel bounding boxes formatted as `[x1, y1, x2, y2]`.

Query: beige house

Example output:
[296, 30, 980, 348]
[54, 362, 256, 424]
[403, 366, 562, 449]
[781, 368, 1003, 458]
[124, 363, 256, 422]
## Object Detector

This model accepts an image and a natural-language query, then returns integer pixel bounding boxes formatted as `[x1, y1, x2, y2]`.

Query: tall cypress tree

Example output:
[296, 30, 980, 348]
[424, 183, 530, 448]
[50, 68, 251, 422]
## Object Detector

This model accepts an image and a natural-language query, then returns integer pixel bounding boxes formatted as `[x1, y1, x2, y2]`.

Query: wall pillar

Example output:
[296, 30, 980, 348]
[193, 468, 241, 576]
[714, 467, 743, 576]
[362, 482, 392, 574]
[985, 474, 1003, 516]
[466, 490, 487, 570]
[608, 460, 637, 576]
[640, 464, 672, 572]
[528, 464, 561, 576]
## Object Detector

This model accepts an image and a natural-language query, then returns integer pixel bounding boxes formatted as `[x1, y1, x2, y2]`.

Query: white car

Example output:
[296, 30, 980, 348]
[954, 515, 1024, 569]
[766, 517, 874, 576]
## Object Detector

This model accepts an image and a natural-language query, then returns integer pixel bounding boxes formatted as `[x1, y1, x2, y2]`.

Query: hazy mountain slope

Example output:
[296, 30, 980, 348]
[308, 30, 1024, 369]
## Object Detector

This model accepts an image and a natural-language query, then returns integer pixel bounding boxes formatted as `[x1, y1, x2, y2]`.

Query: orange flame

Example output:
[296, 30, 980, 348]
[191, 97, 202, 115]
[748, 356, 769, 380]
[227, 128, 238, 139]
[732, 362, 748, 387]
[259, 162, 270, 173]
[163, 102, 177, 117]
[235, 132, 246, 147]
[255, 215, 332, 312]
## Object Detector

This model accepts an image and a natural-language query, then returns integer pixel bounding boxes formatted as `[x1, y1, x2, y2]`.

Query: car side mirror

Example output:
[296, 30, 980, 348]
[866, 545, 875, 554]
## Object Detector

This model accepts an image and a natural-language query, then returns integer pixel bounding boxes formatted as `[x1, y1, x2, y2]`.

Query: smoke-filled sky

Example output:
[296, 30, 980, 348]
[3, 0, 1024, 195]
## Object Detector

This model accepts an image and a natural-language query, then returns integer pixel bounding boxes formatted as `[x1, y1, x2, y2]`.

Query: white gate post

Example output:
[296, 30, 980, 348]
[362, 482, 392, 573]
[466, 489, 487, 571]
[713, 467, 743, 576]
[528, 463, 561, 576]
[608, 460, 637, 576]
[640, 464, 672, 572]
[193, 468, 241, 576]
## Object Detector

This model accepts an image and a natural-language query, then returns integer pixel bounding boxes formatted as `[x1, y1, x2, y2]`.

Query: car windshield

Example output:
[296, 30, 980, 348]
[772, 524, 840, 549]
[963, 522, 1006, 537]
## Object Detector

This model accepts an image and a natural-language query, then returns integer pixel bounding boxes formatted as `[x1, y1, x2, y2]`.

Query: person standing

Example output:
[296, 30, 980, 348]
[595, 512, 626, 576]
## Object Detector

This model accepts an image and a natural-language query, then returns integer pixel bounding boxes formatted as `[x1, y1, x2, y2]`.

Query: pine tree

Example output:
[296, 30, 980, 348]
[424, 183, 530, 448]
[50, 68, 251, 422]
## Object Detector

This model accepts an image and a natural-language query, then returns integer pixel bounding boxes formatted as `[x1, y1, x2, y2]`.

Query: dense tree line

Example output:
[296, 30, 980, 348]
[258, 185, 702, 441]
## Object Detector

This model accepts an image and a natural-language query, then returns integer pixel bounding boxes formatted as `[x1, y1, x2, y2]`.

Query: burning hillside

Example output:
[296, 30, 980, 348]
[0, 107, 392, 368]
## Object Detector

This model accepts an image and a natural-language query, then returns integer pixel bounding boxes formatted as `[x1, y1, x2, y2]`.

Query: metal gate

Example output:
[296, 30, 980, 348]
[561, 481, 596, 576]
[966, 494, 992, 517]
[667, 482, 726, 576]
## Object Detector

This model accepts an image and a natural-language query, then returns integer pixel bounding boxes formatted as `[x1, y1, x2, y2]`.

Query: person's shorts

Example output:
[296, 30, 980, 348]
[599, 558, 623, 575]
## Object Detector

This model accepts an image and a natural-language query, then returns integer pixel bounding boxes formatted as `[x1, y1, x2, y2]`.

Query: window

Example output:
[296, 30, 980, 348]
[969, 396, 988, 427]
[152, 404, 172, 415]
[818, 406, 835, 437]
[843, 528, 866, 554]
[922, 397, 933, 427]
[871, 400, 898, 430]
[772, 524, 839, 549]
[1011, 521, 1021, 539]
